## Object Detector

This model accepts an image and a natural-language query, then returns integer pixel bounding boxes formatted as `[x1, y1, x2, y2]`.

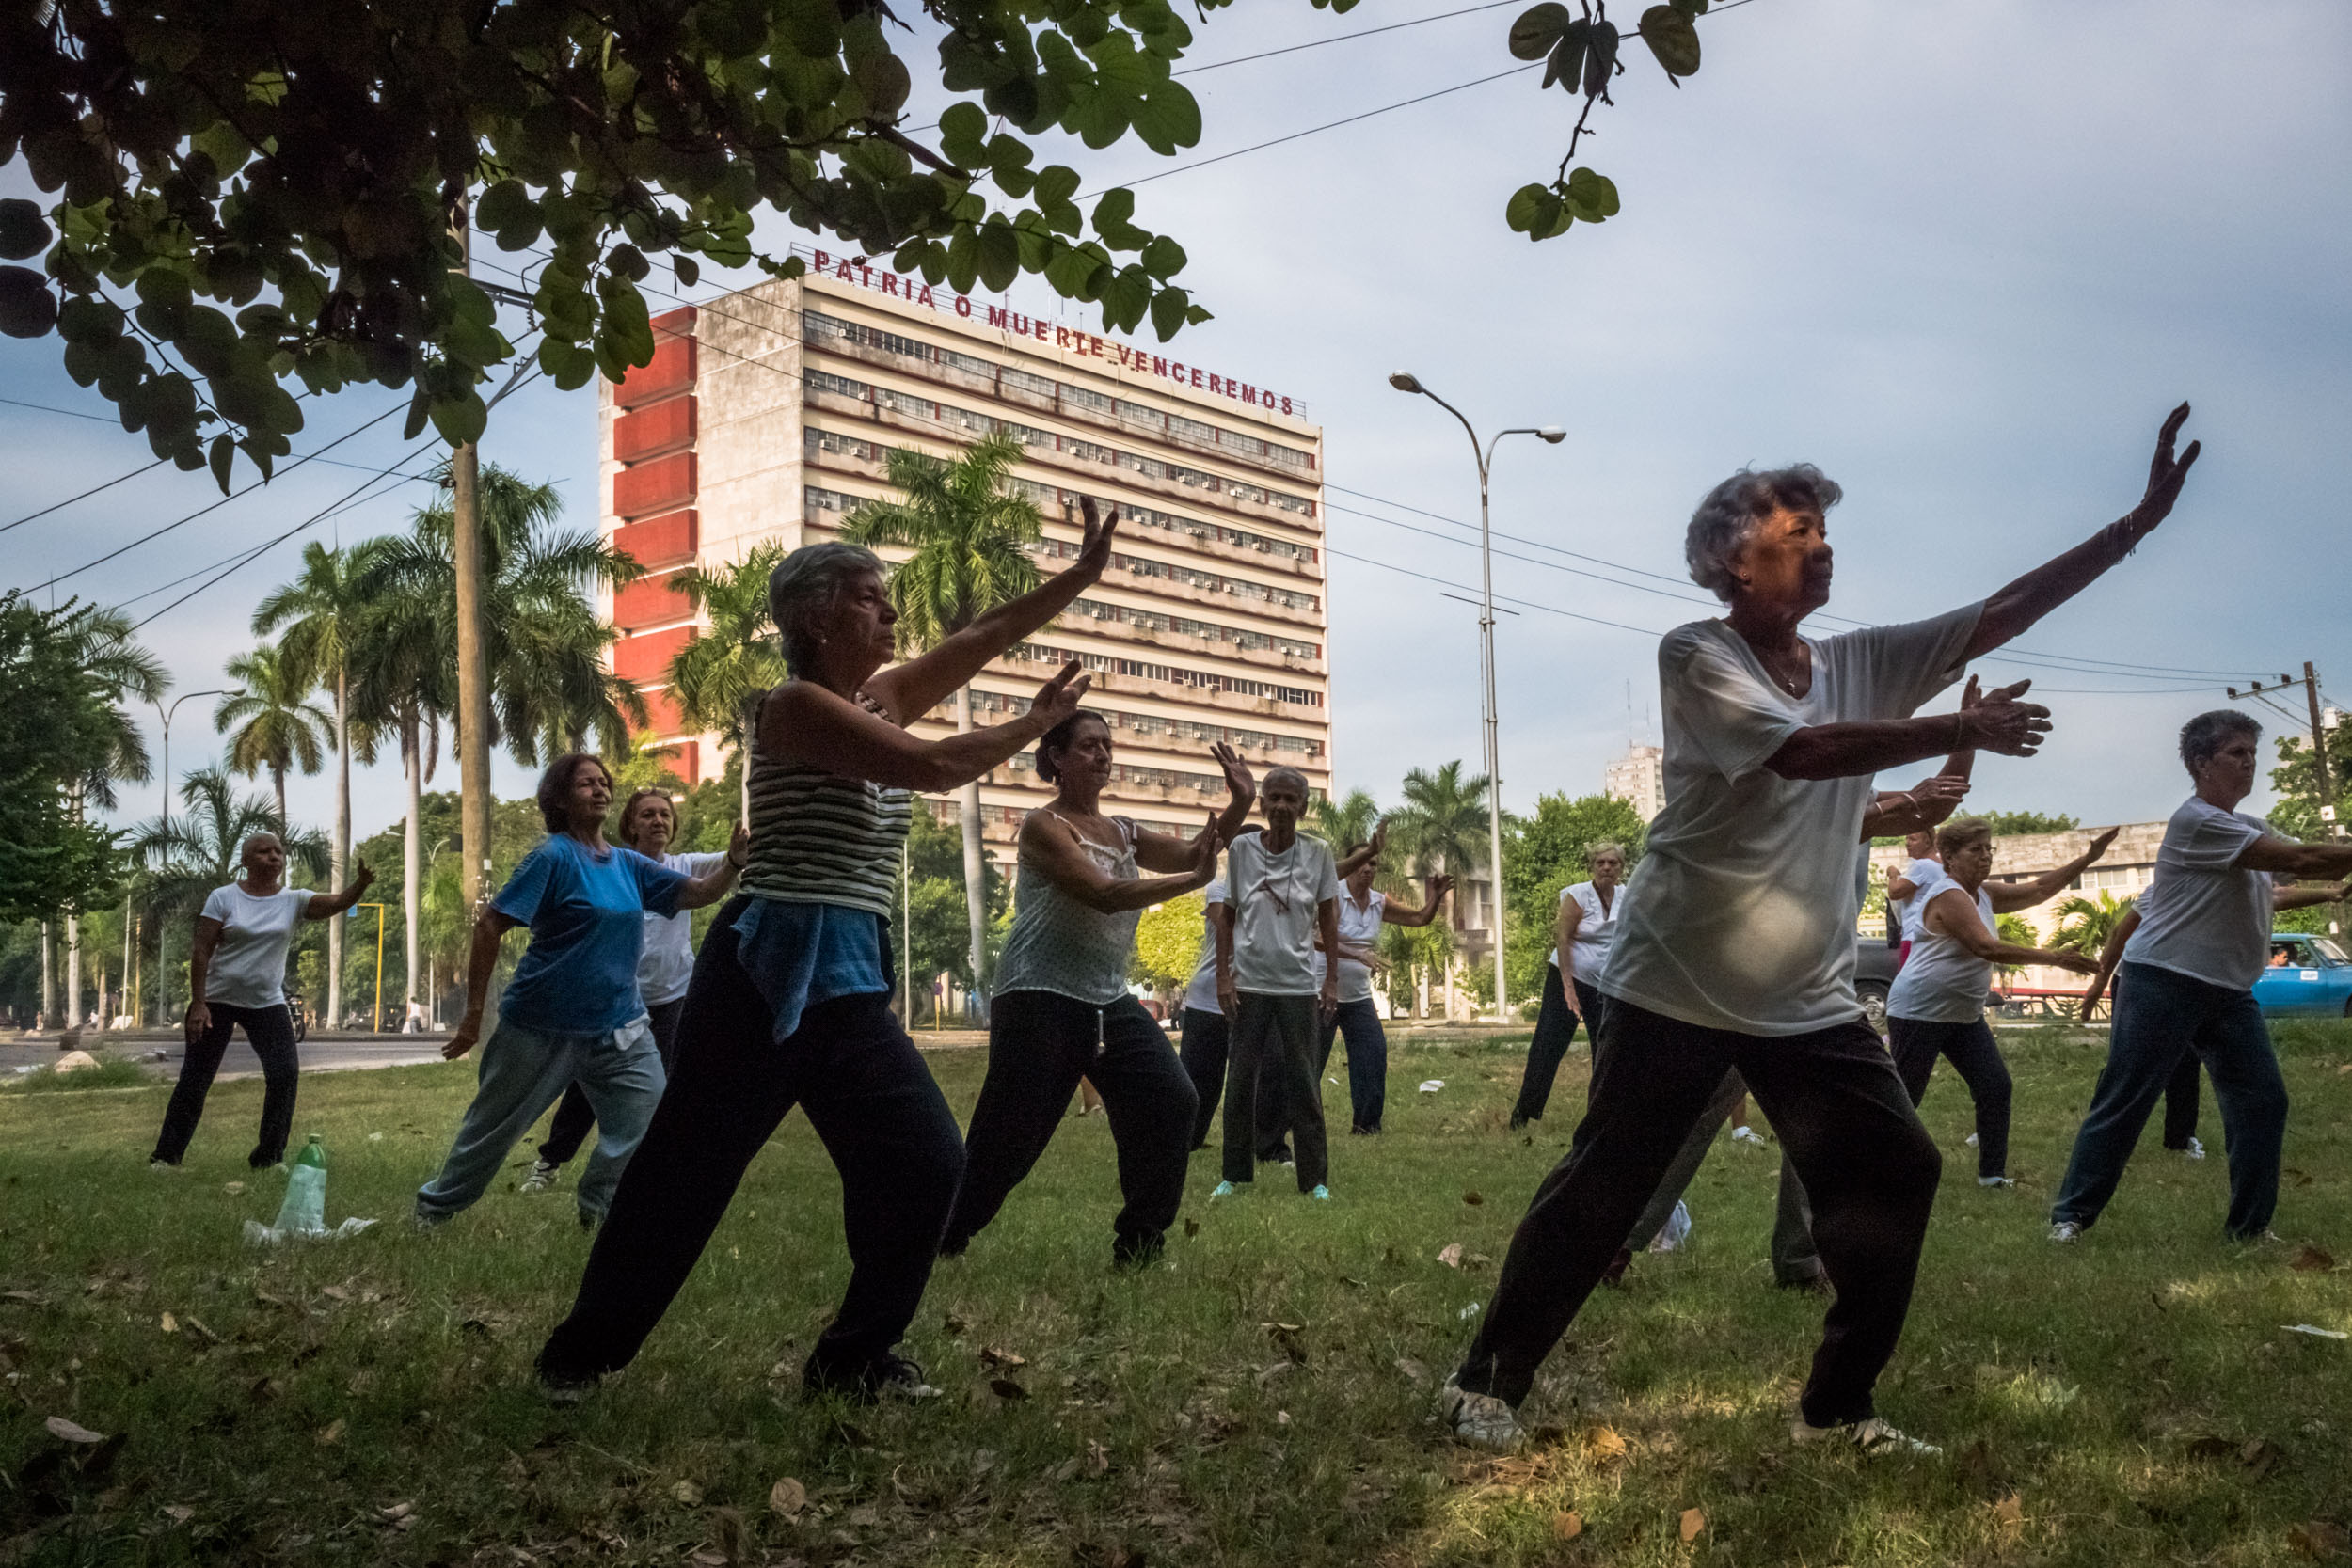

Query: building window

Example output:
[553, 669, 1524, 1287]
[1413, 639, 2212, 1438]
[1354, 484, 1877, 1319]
[1002, 367, 1057, 399]
[1061, 384, 1114, 415]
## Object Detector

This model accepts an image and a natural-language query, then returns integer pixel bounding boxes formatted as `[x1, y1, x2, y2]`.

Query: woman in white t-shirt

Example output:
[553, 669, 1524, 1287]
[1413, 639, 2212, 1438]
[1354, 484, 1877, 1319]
[150, 832, 373, 1169]
[519, 788, 738, 1194]
[1311, 840, 1451, 1135]
[1440, 405, 2203, 1456]
[1510, 843, 1628, 1129]
[1886, 817, 2107, 1185]
[2052, 711, 2352, 1243]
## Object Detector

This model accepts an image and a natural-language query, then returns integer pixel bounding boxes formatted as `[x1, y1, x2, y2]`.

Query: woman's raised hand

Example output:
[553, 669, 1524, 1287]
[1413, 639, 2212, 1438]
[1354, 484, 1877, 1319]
[2125, 403, 2201, 540]
[1074, 496, 1120, 579]
[1210, 741, 1254, 803]
[1910, 773, 1971, 814]
[1961, 678, 2054, 758]
[1030, 659, 1093, 728]
[1187, 811, 1221, 885]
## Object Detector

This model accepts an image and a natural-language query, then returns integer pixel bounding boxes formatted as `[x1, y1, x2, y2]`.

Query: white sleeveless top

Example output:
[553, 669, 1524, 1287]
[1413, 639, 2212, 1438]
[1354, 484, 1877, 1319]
[1549, 881, 1623, 982]
[992, 812, 1141, 1006]
[1886, 879, 1996, 1023]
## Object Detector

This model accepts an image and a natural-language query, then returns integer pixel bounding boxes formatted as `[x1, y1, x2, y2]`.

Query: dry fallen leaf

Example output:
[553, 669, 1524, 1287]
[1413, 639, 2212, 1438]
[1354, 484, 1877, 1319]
[378, 1502, 415, 1523]
[45, 1416, 106, 1445]
[942, 1313, 967, 1336]
[989, 1377, 1029, 1402]
[2241, 1437, 2286, 1480]
[315, 1418, 345, 1446]
[159, 1312, 178, 1335]
[1679, 1507, 1706, 1544]
[690, 1551, 729, 1568]
[1462, 1191, 1483, 1206]
[671, 1479, 704, 1506]
[1437, 1243, 1465, 1269]
[1087, 1439, 1111, 1475]
[1552, 1510, 1583, 1541]
[1184, 1217, 1200, 1238]
[1394, 1357, 1431, 1386]
[1993, 1493, 2024, 1551]
[2290, 1245, 2336, 1273]
[222, 1181, 245, 1196]
[769, 1477, 807, 1517]
[980, 1345, 1026, 1369]
[1585, 1426, 1629, 1462]
[161, 1504, 195, 1525]
[321, 1285, 352, 1301]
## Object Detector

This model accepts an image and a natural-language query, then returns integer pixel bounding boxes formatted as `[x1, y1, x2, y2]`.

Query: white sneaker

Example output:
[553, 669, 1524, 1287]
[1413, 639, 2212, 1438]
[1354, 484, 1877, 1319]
[1731, 1125, 1764, 1146]
[1964, 1132, 1979, 1147]
[1438, 1374, 1523, 1450]
[1210, 1180, 1246, 1199]
[1978, 1175, 2014, 1188]
[518, 1160, 560, 1194]
[1791, 1416, 1940, 1456]
[2178, 1137, 2206, 1161]
[2048, 1220, 2082, 1243]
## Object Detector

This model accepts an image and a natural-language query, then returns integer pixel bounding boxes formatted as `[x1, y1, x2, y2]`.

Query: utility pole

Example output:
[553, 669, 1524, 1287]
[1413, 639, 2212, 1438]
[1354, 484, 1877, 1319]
[450, 204, 494, 914]
[2230, 663, 2344, 936]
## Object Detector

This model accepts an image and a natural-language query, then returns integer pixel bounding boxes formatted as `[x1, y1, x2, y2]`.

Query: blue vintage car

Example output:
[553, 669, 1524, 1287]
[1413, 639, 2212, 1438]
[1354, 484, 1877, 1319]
[2254, 932, 2352, 1018]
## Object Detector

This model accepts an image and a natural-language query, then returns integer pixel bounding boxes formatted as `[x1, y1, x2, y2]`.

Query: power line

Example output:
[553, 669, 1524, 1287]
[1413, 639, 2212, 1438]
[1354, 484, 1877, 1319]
[17, 400, 411, 594]
[1, 454, 167, 535]
[1176, 1, 1518, 75]
[106, 464, 440, 612]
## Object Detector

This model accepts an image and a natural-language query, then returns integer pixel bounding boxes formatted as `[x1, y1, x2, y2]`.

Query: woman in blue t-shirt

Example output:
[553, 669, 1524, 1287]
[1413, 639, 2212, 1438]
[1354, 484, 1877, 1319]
[414, 753, 743, 1230]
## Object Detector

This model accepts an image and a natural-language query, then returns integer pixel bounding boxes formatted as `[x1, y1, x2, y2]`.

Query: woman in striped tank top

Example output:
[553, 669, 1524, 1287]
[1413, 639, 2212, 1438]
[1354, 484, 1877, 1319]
[539, 503, 1118, 1404]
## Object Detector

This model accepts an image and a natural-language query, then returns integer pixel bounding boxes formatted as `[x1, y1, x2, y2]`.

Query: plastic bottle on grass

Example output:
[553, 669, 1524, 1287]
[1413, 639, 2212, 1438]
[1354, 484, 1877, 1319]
[273, 1135, 327, 1236]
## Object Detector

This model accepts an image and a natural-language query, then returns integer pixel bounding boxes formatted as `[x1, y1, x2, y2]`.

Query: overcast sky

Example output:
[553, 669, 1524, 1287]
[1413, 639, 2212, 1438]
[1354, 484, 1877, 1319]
[7, 0, 2348, 851]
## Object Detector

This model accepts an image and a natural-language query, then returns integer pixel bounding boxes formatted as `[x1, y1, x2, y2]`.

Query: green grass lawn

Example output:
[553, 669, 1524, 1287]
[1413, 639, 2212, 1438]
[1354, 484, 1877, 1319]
[5, 1022, 2351, 1566]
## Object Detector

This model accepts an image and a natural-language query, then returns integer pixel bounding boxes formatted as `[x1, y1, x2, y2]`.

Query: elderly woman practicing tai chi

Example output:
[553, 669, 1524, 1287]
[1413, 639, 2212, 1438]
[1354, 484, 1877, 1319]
[537, 502, 1119, 1403]
[1438, 404, 2202, 1456]
[1886, 817, 2113, 1187]
[1510, 843, 1628, 1131]
[2054, 710, 2352, 1243]
[937, 715, 1253, 1267]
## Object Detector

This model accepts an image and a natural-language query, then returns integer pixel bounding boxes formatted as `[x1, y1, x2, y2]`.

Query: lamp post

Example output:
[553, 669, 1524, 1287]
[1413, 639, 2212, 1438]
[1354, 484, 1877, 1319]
[147, 688, 231, 1025]
[1388, 372, 1564, 1023]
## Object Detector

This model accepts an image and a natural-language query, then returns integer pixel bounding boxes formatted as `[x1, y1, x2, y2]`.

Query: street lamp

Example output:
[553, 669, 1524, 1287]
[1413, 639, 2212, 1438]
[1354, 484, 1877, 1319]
[1389, 371, 1564, 1023]
[147, 688, 231, 1024]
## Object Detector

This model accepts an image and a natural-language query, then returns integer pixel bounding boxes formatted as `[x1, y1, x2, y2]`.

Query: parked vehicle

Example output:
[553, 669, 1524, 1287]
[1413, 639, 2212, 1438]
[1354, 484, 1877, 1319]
[1853, 937, 1901, 1029]
[2254, 932, 2352, 1019]
[286, 993, 311, 1044]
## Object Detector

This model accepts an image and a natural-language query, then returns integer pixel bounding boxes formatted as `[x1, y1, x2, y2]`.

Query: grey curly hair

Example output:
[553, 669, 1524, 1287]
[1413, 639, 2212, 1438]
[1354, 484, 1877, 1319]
[2178, 709, 2262, 778]
[767, 541, 886, 673]
[1684, 465, 1844, 601]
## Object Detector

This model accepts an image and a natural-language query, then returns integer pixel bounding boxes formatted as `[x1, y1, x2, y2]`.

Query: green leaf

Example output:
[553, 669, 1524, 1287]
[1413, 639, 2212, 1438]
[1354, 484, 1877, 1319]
[1670, 0, 1708, 16]
[208, 432, 235, 492]
[1033, 165, 1081, 209]
[0, 199, 49, 261]
[938, 103, 990, 166]
[475, 180, 533, 236]
[1543, 29, 1585, 91]
[1583, 20, 1620, 96]
[976, 219, 1020, 292]
[430, 389, 488, 447]
[536, 336, 596, 391]
[674, 254, 700, 288]
[1138, 234, 1186, 281]
[852, 53, 912, 118]
[1149, 283, 1190, 341]
[1639, 6, 1702, 76]
[1563, 166, 1621, 221]
[1129, 84, 1201, 155]
[0, 266, 58, 338]
[1509, 3, 1573, 61]
[1504, 183, 1565, 238]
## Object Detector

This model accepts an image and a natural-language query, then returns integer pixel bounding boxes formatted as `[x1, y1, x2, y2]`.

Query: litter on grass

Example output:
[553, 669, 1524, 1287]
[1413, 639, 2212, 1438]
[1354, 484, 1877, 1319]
[244, 1217, 378, 1246]
[2282, 1323, 2347, 1340]
[1418, 1080, 1445, 1094]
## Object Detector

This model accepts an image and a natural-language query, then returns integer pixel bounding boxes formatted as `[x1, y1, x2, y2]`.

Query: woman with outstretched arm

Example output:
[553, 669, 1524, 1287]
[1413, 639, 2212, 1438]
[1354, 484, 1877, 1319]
[2051, 710, 2352, 1243]
[1438, 404, 2201, 1456]
[537, 502, 1120, 1404]
[937, 719, 1250, 1266]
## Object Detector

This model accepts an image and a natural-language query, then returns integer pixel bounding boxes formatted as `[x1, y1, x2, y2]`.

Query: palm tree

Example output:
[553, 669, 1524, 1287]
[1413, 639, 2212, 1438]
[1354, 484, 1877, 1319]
[53, 603, 167, 1030]
[1390, 762, 1493, 903]
[1309, 788, 1381, 854]
[214, 646, 330, 826]
[369, 465, 644, 764]
[132, 765, 327, 931]
[254, 541, 382, 1027]
[2051, 891, 2137, 957]
[348, 566, 456, 1036]
[665, 542, 789, 804]
[839, 432, 1043, 1017]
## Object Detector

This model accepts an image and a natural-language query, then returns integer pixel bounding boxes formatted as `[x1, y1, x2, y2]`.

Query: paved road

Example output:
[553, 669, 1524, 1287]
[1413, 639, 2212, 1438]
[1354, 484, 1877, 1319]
[3, 1029, 448, 1083]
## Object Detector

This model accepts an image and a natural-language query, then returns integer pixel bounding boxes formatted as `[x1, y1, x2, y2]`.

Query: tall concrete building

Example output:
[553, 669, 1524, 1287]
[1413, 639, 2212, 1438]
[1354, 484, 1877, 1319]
[597, 252, 1331, 851]
[1603, 743, 1665, 824]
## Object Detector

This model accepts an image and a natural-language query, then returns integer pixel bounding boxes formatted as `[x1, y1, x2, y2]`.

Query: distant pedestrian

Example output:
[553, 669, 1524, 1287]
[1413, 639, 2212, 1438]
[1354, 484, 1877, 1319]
[150, 833, 373, 1170]
[2051, 711, 2352, 1243]
[413, 755, 742, 1229]
[1510, 843, 1629, 1130]
[518, 787, 737, 1195]
[939, 715, 1248, 1266]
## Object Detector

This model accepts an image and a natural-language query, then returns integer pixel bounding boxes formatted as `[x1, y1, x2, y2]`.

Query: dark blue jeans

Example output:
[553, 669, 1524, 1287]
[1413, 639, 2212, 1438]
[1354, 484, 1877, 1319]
[2052, 961, 2287, 1241]
[1513, 966, 1600, 1125]
[1315, 998, 1388, 1132]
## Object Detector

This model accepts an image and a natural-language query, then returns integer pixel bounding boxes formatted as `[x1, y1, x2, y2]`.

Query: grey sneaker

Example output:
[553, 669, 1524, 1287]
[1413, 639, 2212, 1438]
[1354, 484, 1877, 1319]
[1791, 1416, 1940, 1455]
[518, 1160, 561, 1194]
[2048, 1220, 2081, 1243]
[1978, 1175, 2014, 1188]
[1437, 1374, 1523, 1450]
[2178, 1137, 2206, 1161]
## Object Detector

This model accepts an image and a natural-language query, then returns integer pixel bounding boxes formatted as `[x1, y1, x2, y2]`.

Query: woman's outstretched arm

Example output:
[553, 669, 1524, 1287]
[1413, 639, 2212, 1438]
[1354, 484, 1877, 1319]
[1964, 404, 2200, 659]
